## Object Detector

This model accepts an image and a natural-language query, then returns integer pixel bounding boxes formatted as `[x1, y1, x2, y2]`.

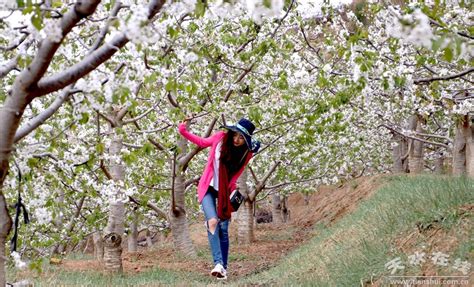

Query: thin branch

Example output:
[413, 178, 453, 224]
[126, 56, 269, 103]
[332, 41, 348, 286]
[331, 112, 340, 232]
[250, 161, 281, 201]
[185, 177, 200, 188]
[148, 137, 166, 151]
[0, 34, 28, 51]
[99, 160, 113, 180]
[129, 196, 168, 221]
[123, 101, 158, 125]
[269, 0, 295, 39]
[90, 0, 122, 50]
[223, 63, 255, 102]
[414, 132, 452, 142]
[14, 87, 75, 143]
[32, 152, 59, 161]
[116, 105, 130, 122]
[255, 133, 285, 156]
[96, 110, 116, 127]
[414, 67, 474, 85]
[0, 56, 19, 79]
[380, 124, 449, 149]
[248, 166, 259, 183]
[429, 18, 474, 40]
[123, 142, 143, 149]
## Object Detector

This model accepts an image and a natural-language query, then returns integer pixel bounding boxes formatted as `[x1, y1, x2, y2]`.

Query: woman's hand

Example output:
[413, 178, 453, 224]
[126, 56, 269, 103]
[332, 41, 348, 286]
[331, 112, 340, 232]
[181, 114, 193, 125]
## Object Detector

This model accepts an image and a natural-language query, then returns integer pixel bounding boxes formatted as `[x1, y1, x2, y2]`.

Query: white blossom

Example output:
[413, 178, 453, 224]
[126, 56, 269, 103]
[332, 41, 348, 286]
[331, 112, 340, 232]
[11, 252, 27, 269]
[245, 0, 284, 24]
[41, 18, 63, 43]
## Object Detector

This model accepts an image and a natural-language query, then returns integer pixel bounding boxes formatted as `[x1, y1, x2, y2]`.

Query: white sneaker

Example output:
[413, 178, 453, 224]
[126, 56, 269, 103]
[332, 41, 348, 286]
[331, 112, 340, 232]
[210, 263, 227, 279]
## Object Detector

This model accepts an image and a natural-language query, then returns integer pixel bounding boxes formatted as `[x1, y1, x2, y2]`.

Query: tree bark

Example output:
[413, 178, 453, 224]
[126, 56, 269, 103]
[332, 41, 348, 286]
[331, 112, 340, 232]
[169, 172, 195, 256]
[238, 200, 255, 244]
[466, 116, 474, 178]
[272, 193, 282, 224]
[452, 116, 469, 176]
[237, 169, 254, 244]
[0, 192, 12, 287]
[103, 133, 125, 269]
[128, 210, 139, 252]
[391, 133, 408, 173]
[103, 233, 123, 273]
[146, 229, 153, 248]
[408, 115, 424, 174]
[281, 195, 289, 223]
[93, 231, 104, 261]
[434, 154, 445, 174]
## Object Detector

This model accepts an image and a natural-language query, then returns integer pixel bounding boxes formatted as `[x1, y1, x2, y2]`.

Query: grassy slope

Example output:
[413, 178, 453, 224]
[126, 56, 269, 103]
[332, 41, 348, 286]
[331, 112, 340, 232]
[10, 175, 473, 286]
[237, 175, 473, 286]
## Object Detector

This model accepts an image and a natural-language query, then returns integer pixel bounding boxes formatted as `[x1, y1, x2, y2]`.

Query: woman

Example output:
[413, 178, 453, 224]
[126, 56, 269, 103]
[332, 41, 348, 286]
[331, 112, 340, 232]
[178, 117, 260, 279]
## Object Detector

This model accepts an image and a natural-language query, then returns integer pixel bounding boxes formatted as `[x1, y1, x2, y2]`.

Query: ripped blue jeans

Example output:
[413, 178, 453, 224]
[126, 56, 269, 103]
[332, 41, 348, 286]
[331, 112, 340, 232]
[201, 187, 229, 269]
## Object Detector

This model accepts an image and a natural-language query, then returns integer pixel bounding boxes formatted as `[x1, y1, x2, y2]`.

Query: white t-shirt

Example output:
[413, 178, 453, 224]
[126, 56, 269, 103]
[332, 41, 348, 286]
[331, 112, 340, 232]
[210, 141, 222, 191]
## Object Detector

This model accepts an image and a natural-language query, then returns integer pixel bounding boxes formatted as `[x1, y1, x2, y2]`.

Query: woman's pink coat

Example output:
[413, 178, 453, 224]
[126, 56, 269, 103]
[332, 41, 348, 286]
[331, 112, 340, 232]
[178, 123, 253, 203]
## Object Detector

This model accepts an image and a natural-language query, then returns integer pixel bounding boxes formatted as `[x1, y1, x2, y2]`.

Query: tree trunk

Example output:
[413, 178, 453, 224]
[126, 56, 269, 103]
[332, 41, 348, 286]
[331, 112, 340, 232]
[169, 172, 195, 256]
[0, 84, 29, 287]
[128, 210, 138, 252]
[93, 231, 104, 260]
[392, 133, 404, 173]
[272, 193, 282, 224]
[103, 134, 125, 269]
[392, 132, 409, 173]
[238, 200, 254, 244]
[146, 229, 153, 248]
[281, 195, 289, 223]
[408, 115, 424, 174]
[452, 116, 468, 176]
[466, 117, 474, 178]
[237, 169, 254, 243]
[434, 154, 445, 174]
[0, 192, 12, 287]
[103, 232, 123, 273]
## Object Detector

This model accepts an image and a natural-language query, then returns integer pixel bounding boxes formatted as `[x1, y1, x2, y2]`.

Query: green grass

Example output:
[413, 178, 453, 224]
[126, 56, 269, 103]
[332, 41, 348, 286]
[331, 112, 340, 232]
[34, 265, 212, 286]
[236, 175, 473, 286]
[8, 175, 473, 286]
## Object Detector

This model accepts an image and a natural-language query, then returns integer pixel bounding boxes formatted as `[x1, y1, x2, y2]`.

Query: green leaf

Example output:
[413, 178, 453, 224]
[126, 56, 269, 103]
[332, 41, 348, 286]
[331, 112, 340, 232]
[79, 112, 89, 124]
[443, 46, 453, 62]
[188, 22, 199, 33]
[142, 142, 154, 155]
[165, 79, 176, 92]
[167, 26, 179, 39]
[195, 0, 206, 17]
[52, 1, 62, 8]
[96, 143, 105, 154]
[31, 13, 42, 30]
[263, 0, 271, 8]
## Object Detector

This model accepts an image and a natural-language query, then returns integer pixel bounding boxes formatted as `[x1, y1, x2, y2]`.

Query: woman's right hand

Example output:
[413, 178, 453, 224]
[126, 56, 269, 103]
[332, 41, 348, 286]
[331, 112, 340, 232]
[181, 114, 193, 125]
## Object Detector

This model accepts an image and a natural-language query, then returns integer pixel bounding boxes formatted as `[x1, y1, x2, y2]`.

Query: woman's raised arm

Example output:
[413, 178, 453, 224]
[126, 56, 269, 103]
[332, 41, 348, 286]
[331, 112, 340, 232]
[178, 123, 220, 148]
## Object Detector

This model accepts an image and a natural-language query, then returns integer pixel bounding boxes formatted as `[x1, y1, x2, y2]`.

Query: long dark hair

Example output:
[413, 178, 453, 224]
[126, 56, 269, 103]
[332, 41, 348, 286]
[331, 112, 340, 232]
[220, 130, 248, 177]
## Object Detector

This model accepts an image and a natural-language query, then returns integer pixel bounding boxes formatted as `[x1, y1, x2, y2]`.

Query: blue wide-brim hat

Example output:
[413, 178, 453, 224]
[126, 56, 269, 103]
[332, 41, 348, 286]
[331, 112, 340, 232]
[222, 118, 261, 153]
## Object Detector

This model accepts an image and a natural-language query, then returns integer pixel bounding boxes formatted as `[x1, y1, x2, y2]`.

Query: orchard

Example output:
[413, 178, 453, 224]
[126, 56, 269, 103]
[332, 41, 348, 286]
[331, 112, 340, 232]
[0, 0, 472, 285]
